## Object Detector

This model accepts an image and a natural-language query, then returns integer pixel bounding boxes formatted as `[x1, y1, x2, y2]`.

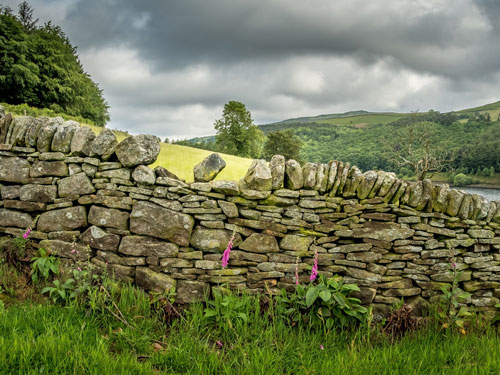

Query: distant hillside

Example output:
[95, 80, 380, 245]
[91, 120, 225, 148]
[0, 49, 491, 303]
[180, 100, 500, 175]
[260, 110, 403, 128]
[457, 100, 500, 113]
[263, 110, 371, 126]
[456, 100, 500, 123]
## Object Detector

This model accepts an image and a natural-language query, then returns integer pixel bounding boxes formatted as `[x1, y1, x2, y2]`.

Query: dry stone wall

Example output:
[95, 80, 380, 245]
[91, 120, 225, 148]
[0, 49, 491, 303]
[1, 112, 500, 315]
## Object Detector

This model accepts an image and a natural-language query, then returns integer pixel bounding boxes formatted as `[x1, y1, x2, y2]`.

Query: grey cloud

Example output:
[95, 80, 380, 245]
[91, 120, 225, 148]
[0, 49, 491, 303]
[2, 0, 500, 140]
[61, 0, 500, 78]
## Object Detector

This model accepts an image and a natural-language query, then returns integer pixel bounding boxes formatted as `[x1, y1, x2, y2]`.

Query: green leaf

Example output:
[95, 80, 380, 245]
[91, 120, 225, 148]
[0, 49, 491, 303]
[204, 309, 217, 318]
[458, 292, 471, 300]
[306, 287, 320, 307]
[326, 318, 334, 330]
[237, 312, 248, 323]
[319, 290, 331, 302]
[332, 292, 347, 308]
[342, 284, 360, 292]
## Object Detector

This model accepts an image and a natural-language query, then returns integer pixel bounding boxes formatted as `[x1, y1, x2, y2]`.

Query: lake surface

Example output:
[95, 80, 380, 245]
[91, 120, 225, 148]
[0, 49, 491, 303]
[453, 186, 500, 202]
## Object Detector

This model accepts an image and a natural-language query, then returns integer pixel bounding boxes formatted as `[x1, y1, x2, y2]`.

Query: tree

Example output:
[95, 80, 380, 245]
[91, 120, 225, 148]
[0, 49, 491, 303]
[0, 3, 109, 125]
[214, 101, 264, 158]
[17, 1, 37, 30]
[262, 130, 303, 162]
[387, 121, 449, 180]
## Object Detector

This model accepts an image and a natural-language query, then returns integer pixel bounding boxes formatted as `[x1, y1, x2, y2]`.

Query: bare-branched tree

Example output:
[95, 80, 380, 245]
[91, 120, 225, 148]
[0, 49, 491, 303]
[388, 119, 449, 180]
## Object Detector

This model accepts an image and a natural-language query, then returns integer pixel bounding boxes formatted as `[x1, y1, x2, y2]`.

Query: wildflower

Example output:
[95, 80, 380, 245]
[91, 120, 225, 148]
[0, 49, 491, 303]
[451, 262, 457, 270]
[309, 250, 318, 282]
[221, 233, 235, 268]
[22, 227, 32, 239]
[459, 328, 466, 335]
[21, 215, 39, 240]
[294, 256, 300, 285]
[320, 345, 324, 350]
[216, 340, 223, 348]
[71, 249, 76, 254]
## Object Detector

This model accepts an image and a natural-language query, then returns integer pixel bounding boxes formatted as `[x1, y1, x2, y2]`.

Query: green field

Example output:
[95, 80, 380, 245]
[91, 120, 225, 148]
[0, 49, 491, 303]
[151, 143, 252, 182]
[316, 113, 403, 127]
[1, 258, 500, 375]
[85, 124, 252, 182]
[457, 100, 500, 122]
[457, 100, 500, 113]
[1, 281, 500, 375]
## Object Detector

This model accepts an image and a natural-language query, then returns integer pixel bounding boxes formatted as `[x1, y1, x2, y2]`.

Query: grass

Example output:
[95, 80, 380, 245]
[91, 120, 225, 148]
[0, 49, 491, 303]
[84, 124, 252, 182]
[317, 113, 403, 127]
[150, 143, 252, 182]
[457, 100, 500, 114]
[0, 304, 153, 375]
[79, 125, 252, 182]
[1, 102, 95, 126]
[1, 255, 499, 375]
[457, 100, 500, 122]
[1, 292, 500, 374]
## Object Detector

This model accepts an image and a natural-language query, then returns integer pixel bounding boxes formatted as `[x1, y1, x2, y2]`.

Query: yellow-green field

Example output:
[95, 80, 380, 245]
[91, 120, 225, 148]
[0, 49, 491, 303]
[150, 143, 252, 182]
[85, 125, 252, 182]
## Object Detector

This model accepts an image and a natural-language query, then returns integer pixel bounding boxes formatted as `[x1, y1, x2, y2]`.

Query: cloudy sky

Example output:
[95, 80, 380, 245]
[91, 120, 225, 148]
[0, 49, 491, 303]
[4, 0, 500, 139]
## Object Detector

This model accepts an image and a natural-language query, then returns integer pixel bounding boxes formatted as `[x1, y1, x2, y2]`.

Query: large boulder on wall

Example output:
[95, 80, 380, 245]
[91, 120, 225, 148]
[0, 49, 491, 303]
[193, 153, 226, 182]
[243, 159, 272, 191]
[90, 129, 118, 160]
[115, 134, 161, 167]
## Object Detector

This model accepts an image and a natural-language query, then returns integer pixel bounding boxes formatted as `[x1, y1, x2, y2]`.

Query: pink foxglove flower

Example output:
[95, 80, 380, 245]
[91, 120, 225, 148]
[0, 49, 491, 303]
[310, 250, 318, 282]
[294, 256, 300, 285]
[21, 215, 39, 240]
[221, 235, 235, 268]
[22, 227, 32, 239]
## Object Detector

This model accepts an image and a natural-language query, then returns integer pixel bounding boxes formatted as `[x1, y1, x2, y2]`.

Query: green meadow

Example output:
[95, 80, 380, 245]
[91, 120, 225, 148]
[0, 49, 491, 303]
[1, 277, 500, 375]
[87, 124, 252, 182]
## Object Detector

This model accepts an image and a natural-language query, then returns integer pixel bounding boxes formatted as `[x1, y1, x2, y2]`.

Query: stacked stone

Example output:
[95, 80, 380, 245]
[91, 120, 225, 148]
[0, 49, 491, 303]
[0, 114, 499, 313]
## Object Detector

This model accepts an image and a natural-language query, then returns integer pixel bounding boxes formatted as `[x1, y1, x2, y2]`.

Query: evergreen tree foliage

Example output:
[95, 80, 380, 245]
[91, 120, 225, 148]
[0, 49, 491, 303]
[0, 3, 109, 125]
[17, 1, 37, 30]
[262, 129, 303, 162]
[214, 101, 264, 158]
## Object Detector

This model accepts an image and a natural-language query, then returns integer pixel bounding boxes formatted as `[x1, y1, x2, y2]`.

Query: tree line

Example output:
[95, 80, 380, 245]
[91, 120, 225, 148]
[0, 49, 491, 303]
[0, 2, 109, 125]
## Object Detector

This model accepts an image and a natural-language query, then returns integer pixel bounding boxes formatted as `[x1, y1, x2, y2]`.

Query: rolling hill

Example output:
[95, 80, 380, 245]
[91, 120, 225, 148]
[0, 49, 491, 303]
[180, 100, 500, 175]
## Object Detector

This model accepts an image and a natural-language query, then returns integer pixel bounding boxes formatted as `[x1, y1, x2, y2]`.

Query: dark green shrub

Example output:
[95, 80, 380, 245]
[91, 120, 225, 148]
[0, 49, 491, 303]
[453, 173, 474, 186]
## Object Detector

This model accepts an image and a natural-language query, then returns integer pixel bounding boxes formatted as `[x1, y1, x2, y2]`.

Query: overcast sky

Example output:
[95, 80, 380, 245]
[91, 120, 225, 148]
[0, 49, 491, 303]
[3, 0, 500, 139]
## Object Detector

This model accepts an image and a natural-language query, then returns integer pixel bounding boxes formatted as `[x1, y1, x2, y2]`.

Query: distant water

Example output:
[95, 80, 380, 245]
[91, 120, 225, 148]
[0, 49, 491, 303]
[453, 187, 500, 202]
